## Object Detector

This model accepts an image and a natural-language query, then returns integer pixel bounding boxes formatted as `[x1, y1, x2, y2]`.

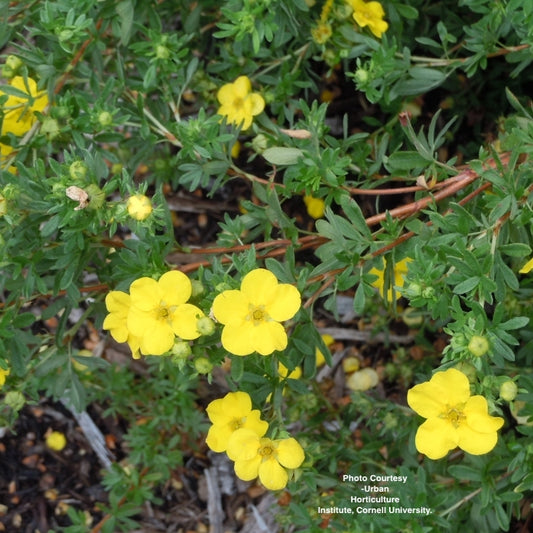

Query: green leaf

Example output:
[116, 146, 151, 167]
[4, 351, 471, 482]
[262, 147, 304, 165]
[116, 1, 134, 46]
[453, 276, 480, 294]
[386, 151, 430, 170]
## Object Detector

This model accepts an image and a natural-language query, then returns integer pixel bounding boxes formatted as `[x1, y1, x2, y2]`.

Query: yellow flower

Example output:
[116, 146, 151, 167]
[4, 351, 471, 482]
[46, 431, 67, 452]
[278, 363, 302, 380]
[303, 195, 325, 219]
[346, 0, 389, 38]
[346, 367, 379, 391]
[1, 76, 49, 136]
[127, 271, 205, 355]
[206, 391, 268, 453]
[0, 142, 17, 174]
[407, 368, 504, 460]
[127, 194, 152, 221]
[519, 257, 533, 274]
[103, 291, 141, 359]
[0, 366, 9, 387]
[211, 268, 301, 356]
[316, 334, 335, 367]
[217, 76, 265, 129]
[227, 429, 305, 490]
[369, 257, 412, 302]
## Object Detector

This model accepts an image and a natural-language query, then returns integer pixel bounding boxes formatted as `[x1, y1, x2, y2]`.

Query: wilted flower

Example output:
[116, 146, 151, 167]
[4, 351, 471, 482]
[407, 368, 504, 459]
[127, 194, 152, 221]
[211, 268, 301, 356]
[346, 367, 379, 391]
[1, 76, 49, 136]
[217, 76, 265, 129]
[346, 0, 389, 38]
[227, 429, 305, 490]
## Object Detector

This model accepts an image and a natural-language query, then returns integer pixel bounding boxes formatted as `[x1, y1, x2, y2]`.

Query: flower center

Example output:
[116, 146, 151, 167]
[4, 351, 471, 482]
[258, 443, 274, 457]
[442, 404, 466, 428]
[156, 305, 170, 321]
[247, 304, 269, 326]
[233, 96, 245, 110]
[230, 418, 243, 431]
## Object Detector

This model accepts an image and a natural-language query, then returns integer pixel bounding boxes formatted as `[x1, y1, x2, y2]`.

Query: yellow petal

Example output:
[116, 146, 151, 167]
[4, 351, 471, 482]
[171, 303, 204, 339]
[217, 83, 238, 106]
[221, 323, 256, 356]
[129, 277, 160, 311]
[102, 314, 129, 343]
[258, 457, 288, 490]
[519, 257, 533, 274]
[267, 284, 301, 322]
[227, 428, 261, 461]
[105, 291, 130, 313]
[456, 424, 499, 455]
[464, 396, 504, 432]
[139, 322, 175, 355]
[248, 93, 265, 116]
[206, 391, 252, 424]
[158, 271, 192, 305]
[244, 410, 269, 437]
[212, 290, 249, 326]
[275, 438, 305, 469]
[206, 424, 234, 453]
[253, 321, 288, 355]
[233, 76, 252, 97]
[241, 269, 279, 307]
[415, 418, 458, 459]
[234, 455, 262, 481]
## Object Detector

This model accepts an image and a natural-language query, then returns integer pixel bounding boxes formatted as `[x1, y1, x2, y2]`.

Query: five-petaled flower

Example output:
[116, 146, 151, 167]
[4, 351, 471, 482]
[1, 76, 49, 136]
[216, 76, 265, 129]
[206, 391, 268, 453]
[127, 271, 205, 356]
[211, 268, 301, 356]
[346, 0, 389, 39]
[369, 257, 412, 302]
[227, 428, 305, 490]
[407, 368, 504, 460]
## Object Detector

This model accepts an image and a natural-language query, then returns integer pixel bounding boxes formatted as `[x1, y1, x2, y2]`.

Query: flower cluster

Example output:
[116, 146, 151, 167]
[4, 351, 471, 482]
[1, 76, 49, 172]
[206, 392, 304, 490]
[216, 76, 265, 129]
[407, 368, 504, 459]
[103, 271, 205, 357]
[212, 269, 301, 356]
[346, 0, 389, 39]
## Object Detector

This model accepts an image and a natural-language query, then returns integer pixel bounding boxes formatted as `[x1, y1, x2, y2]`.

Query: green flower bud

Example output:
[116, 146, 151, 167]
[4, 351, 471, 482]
[40, 117, 60, 140]
[85, 184, 106, 210]
[190, 279, 205, 298]
[155, 45, 170, 60]
[499, 380, 518, 402]
[111, 163, 123, 175]
[468, 335, 489, 357]
[98, 111, 113, 127]
[0, 194, 7, 217]
[2, 55, 22, 77]
[251, 134, 268, 154]
[69, 161, 88, 181]
[197, 316, 215, 336]
[421, 286, 435, 299]
[354, 68, 369, 84]
[4, 391, 25, 412]
[194, 356, 213, 374]
[171, 341, 192, 359]
[57, 29, 74, 42]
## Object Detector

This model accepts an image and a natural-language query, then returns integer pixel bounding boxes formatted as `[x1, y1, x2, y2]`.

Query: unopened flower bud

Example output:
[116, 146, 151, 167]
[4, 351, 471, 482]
[499, 380, 518, 402]
[4, 391, 25, 411]
[155, 45, 170, 59]
[171, 341, 192, 359]
[190, 279, 205, 298]
[251, 134, 268, 154]
[2, 55, 22, 78]
[354, 68, 369, 85]
[41, 117, 60, 140]
[421, 286, 435, 299]
[98, 111, 113, 127]
[69, 161, 88, 180]
[0, 194, 7, 217]
[468, 335, 489, 357]
[85, 184, 105, 210]
[197, 316, 215, 336]
[194, 356, 213, 374]
[127, 194, 152, 221]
